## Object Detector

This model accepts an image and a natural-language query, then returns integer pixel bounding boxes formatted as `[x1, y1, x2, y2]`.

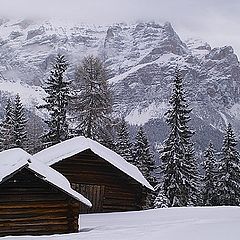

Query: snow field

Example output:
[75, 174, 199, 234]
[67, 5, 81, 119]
[2, 207, 240, 240]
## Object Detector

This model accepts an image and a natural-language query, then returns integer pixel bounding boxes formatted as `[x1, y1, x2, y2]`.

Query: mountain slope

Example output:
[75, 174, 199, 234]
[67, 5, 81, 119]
[0, 18, 240, 153]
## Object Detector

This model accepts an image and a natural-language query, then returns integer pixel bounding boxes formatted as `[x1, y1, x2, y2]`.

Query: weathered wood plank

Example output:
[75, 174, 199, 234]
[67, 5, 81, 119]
[52, 149, 146, 213]
[0, 168, 81, 236]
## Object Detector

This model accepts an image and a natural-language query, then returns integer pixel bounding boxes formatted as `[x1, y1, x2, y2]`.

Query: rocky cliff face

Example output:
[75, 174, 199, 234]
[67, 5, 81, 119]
[0, 18, 240, 153]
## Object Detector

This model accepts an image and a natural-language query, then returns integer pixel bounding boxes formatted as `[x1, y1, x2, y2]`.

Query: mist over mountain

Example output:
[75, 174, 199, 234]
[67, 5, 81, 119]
[0, 18, 240, 156]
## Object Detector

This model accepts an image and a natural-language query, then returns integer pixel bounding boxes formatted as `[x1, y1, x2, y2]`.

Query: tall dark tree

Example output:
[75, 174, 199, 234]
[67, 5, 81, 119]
[72, 55, 112, 144]
[160, 69, 200, 207]
[202, 141, 218, 206]
[133, 126, 157, 208]
[38, 54, 70, 147]
[154, 184, 170, 208]
[115, 118, 134, 164]
[216, 123, 240, 206]
[12, 94, 28, 150]
[27, 103, 46, 154]
[0, 99, 14, 150]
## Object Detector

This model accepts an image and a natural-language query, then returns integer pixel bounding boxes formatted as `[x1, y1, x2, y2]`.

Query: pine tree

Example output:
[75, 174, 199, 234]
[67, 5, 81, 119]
[115, 118, 134, 164]
[160, 69, 200, 207]
[133, 126, 157, 208]
[216, 123, 240, 206]
[12, 94, 28, 150]
[0, 99, 14, 150]
[134, 127, 156, 183]
[154, 184, 170, 208]
[72, 55, 112, 143]
[38, 54, 70, 147]
[27, 104, 46, 154]
[99, 123, 115, 151]
[202, 142, 218, 206]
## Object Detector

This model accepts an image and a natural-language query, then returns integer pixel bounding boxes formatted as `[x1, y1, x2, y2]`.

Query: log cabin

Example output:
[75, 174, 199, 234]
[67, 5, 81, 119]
[0, 148, 92, 236]
[34, 137, 154, 213]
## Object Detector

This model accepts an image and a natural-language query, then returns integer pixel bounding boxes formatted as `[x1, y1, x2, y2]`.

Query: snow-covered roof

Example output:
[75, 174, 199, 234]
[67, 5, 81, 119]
[34, 136, 154, 191]
[0, 148, 92, 207]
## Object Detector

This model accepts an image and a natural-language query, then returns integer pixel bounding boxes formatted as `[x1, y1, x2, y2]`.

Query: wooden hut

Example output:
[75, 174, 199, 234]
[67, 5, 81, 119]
[0, 148, 91, 236]
[34, 137, 154, 213]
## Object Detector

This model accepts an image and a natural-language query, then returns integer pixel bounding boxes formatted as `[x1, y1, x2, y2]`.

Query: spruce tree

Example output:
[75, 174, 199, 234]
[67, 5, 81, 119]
[72, 55, 112, 143]
[0, 99, 14, 150]
[133, 126, 157, 208]
[38, 54, 70, 147]
[27, 104, 46, 154]
[115, 118, 134, 164]
[202, 142, 218, 206]
[216, 123, 240, 206]
[99, 123, 115, 151]
[12, 94, 28, 150]
[160, 69, 200, 207]
[154, 185, 170, 208]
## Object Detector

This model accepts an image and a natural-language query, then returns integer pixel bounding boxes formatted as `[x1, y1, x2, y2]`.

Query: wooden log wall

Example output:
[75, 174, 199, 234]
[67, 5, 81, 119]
[0, 168, 81, 236]
[52, 149, 147, 213]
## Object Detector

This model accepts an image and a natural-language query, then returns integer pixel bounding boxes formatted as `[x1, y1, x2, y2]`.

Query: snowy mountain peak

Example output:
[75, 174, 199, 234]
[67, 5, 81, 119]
[0, 18, 239, 152]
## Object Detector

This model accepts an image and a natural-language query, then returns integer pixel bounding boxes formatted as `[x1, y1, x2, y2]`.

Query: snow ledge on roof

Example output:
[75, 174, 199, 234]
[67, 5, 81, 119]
[34, 136, 154, 191]
[0, 148, 92, 207]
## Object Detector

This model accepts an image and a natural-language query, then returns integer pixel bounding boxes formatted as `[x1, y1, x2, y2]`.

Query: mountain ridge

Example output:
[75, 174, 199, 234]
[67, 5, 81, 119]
[0, 18, 239, 153]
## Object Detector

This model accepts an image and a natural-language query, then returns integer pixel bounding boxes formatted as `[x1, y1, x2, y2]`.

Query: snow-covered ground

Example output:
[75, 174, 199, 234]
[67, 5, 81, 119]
[2, 207, 240, 240]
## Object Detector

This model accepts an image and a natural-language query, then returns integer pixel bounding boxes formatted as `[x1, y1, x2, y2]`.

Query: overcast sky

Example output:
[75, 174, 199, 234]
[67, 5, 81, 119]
[0, 0, 240, 57]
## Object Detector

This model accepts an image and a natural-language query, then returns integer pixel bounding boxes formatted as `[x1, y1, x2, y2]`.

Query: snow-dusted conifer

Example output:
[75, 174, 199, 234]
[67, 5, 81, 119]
[160, 69, 200, 207]
[154, 185, 170, 208]
[216, 123, 240, 206]
[0, 99, 14, 150]
[101, 136, 115, 150]
[134, 127, 156, 182]
[72, 55, 112, 143]
[202, 142, 218, 206]
[38, 54, 70, 147]
[27, 104, 46, 154]
[115, 118, 134, 164]
[133, 126, 157, 208]
[12, 94, 28, 150]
